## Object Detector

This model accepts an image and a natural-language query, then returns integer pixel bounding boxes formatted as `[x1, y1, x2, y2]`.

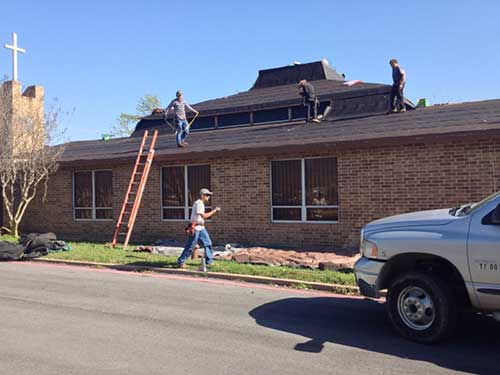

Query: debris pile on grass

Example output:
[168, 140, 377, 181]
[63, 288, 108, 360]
[134, 239, 360, 271]
[216, 246, 360, 270]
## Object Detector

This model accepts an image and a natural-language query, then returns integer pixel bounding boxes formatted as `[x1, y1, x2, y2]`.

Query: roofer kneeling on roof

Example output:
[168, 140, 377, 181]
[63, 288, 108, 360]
[165, 90, 199, 147]
[389, 59, 407, 114]
[299, 80, 320, 123]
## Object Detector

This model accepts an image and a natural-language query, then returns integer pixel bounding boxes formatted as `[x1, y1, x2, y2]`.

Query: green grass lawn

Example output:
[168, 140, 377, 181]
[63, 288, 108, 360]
[0, 235, 356, 286]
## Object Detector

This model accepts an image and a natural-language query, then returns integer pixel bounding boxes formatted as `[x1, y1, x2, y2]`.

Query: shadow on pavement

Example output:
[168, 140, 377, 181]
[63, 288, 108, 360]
[249, 297, 500, 374]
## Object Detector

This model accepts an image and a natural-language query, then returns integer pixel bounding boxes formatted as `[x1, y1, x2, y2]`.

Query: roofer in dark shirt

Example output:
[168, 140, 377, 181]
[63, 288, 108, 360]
[389, 59, 407, 113]
[299, 80, 320, 123]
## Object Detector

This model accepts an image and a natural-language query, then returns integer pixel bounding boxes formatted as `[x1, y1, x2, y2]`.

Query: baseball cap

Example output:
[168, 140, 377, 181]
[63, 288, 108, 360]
[199, 188, 213, 196]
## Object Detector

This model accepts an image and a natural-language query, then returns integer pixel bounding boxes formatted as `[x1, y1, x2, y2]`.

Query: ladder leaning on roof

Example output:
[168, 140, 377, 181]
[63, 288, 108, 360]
[111, 130, 159, 248]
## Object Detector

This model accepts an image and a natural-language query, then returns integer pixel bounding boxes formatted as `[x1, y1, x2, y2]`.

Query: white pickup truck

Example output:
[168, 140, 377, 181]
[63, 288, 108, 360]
[354, 191, 500, 343]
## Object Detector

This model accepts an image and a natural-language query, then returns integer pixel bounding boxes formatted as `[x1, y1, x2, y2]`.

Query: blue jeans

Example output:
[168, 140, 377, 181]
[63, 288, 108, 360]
[176, 118, 189, 145]
[177, 228, 214, 265]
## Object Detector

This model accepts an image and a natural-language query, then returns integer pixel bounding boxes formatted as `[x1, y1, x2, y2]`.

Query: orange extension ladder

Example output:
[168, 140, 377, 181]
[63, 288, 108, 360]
[111, 130, 159, 248]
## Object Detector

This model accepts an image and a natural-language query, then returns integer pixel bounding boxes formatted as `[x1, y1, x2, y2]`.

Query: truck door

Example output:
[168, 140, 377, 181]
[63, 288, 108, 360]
[468, 204, 500, 310]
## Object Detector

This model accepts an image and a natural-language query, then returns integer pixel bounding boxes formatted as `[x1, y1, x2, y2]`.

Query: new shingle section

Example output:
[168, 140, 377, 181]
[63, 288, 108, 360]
[60, 99, 500, 164]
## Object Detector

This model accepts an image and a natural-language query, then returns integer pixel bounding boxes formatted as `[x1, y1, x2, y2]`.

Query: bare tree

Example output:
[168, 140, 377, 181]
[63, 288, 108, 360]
[0, 83, 65, 237]
[110, 94, 161, 137]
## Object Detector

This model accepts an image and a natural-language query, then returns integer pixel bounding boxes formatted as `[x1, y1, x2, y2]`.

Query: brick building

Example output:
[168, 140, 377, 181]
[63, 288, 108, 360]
[5, 61, 500, 249]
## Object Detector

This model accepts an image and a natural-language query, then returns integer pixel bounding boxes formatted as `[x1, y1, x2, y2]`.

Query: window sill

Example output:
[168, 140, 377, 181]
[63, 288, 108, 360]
[271, 220, 339, 224]
[73, 219, 114, 222]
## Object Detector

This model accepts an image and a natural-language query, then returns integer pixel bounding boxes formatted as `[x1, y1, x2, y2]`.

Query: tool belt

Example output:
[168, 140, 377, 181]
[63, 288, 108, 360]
[185, 222, 204, 236]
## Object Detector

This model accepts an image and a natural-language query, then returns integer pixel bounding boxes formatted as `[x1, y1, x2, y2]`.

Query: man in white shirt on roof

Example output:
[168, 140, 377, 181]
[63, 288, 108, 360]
[177, 188, 220, 269]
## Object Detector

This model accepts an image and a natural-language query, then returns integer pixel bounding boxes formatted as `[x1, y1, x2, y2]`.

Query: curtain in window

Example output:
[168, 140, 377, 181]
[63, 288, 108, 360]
[305, 158, 338, 206]
[162, 166, 185, 219]
[161, 165, 211, 220]
[271, 160, 301, 220]
[305, 158, 338, 221]
[188, 165, 211, 206]
[74, 171, 92, 219]
[271, 158, 339, 222]
[95, 171, 113, 219]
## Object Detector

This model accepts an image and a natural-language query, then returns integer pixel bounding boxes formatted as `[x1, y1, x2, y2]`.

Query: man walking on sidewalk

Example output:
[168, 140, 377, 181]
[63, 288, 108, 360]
[299, 80, 320, 123]
[177, 188, 220, 270]
[165, 90, 199, 147]
[389, 59, 407, 113]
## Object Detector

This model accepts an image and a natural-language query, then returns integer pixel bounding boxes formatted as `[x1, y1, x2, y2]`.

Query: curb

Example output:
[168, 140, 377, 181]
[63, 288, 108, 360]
[30, 258, 360, 295]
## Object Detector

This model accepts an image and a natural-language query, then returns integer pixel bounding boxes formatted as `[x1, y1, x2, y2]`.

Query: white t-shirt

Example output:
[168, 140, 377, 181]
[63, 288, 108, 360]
[191, 199, 205, 231]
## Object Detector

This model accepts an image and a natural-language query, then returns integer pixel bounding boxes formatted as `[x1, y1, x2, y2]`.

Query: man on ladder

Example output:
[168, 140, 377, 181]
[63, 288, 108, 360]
[165, 90, 199, 147]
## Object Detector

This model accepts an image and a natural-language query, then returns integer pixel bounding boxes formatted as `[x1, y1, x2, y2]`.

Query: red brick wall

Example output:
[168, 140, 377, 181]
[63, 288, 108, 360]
[20, 138, 500, 250]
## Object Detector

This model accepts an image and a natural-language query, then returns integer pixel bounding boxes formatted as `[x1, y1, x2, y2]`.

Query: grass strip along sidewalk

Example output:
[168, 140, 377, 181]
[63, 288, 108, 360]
[1, 235, 356, 287]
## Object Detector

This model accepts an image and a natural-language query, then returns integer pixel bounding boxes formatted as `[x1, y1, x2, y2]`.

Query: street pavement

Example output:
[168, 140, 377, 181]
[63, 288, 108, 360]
[0, 261, 499, 375]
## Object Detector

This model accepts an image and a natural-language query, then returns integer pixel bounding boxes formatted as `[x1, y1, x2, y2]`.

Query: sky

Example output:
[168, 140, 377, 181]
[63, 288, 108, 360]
[1, 0, 499, 141]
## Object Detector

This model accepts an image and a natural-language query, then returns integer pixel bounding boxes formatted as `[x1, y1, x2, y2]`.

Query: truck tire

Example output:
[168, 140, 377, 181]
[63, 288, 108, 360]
[386, 272, 457, 343]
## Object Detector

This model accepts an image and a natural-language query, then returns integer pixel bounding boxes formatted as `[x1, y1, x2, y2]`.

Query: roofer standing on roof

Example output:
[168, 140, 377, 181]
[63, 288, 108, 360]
[165, 90, 199, 147]
[299, 80, 320, 123]
[177, 188, 220, 270]
[389, 59, 407, 113]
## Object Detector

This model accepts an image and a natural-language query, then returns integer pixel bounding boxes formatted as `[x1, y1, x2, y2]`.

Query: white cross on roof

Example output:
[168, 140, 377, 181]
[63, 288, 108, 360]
[4, 32, 26, 82]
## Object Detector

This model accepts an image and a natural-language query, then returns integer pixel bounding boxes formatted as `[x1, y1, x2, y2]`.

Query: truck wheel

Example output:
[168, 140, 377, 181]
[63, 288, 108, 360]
[386, 272, 456, 343]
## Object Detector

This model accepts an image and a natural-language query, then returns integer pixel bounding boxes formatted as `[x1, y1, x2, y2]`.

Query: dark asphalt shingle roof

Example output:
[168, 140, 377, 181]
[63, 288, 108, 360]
[250, 60, 345, 89]
[142, 80, 390, 121]
[61, 99, 500, 165]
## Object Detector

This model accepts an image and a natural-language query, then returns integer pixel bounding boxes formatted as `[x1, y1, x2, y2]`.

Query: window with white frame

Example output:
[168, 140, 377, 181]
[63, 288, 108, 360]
[73, 170, 113, 220]
[271, 157, 338, 222]
[161, 165, 211, 220]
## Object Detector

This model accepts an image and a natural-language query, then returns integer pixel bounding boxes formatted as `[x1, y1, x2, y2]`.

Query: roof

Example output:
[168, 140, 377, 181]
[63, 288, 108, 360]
[191, 80, 389, 114]
[134, 80, 392, 136]
[134, 60, 397, 136]
[250, 60, 345, 90]
[60, 99, 500, 165]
